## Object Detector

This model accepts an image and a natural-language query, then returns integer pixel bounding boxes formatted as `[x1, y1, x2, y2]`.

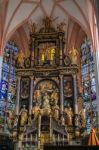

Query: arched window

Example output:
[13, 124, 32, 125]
[0, 41, 19, 131]
[81, 39, 98, 134]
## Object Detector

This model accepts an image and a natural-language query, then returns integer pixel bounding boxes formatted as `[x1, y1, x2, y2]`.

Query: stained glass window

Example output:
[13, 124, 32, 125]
[81, 39, 97, 134]
[0, 41, 19, 131]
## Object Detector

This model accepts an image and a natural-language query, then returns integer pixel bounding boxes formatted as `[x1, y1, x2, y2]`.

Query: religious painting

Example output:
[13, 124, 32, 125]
[37, 42, 56, 66]
[21, 77, 30, 99]
[33, 80, 59, 108]
[63, 76, 73, 108]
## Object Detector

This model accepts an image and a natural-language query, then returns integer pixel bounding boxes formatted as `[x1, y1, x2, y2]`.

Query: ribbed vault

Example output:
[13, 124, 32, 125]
[0, 0, 96, 55]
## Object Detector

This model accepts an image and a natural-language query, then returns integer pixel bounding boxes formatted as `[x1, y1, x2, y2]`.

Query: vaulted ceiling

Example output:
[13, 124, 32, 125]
[0, 0, 96, 56]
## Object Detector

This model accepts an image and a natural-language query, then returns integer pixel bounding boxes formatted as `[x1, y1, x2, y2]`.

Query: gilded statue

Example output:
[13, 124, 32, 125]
[29, 20, 37, 33]
[69, 47, 78, 64]
[43, 17, 52, 32]
[6, 110, 15, 129]
[31, 23, 37, 33]
[64, 106, 73, 126]
[64, 82, 72, 97]
[52, 100, 59, 120]
[51, 91, 58, 105]
[32, 104, 40, 120]
[57, 22, 66, 32]
[79, 106, 86, 128]
[42, 92, 50, 109]
[19, 105, 28, 126]
[15, 50, 25, 68]
[41, 92, 51, 115]
[34, 89, 41, 106]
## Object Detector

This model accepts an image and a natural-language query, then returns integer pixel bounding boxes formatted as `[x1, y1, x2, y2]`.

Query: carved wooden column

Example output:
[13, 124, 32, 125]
[15, 76, 21, 115]
[38, 115, 41, 149]
[50, 115, 52, 142]
[59, 32, 64, 66]
[59, 74, 65, 125]
[59, 75, 64, 114]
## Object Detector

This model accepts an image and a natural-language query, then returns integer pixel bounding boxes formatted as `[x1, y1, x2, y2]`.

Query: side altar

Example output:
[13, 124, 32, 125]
[11, 17, 85, 150]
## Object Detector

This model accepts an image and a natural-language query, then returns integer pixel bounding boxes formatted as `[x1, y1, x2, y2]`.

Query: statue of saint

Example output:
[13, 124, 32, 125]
[52, 100, 59, 120]
[69, 47, 78, 64]
[79, 106, 86, 128]
[64, 81, 72, 97]
[42, 92, 50, 110]
[34, 89, 41, 106]
[6, 110, 15, 129]
[51, 91, 58, 105]
[32, 104, 40, 120]
[19, 105, 28, 126]
[15, 50, 25, 68]
[29, 21, 37, 33]
[64, 106, 73, 126]
[32, 23, 37, 33]
[43, 17, 52, 32]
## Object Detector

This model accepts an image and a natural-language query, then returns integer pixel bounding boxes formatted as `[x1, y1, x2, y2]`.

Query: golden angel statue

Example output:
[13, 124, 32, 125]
[69, 47, 78, 64]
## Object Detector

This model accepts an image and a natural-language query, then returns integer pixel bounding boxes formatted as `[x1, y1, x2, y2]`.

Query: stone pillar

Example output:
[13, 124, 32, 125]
[15, 76, 21, 115]
[29, 76, 34, 116]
